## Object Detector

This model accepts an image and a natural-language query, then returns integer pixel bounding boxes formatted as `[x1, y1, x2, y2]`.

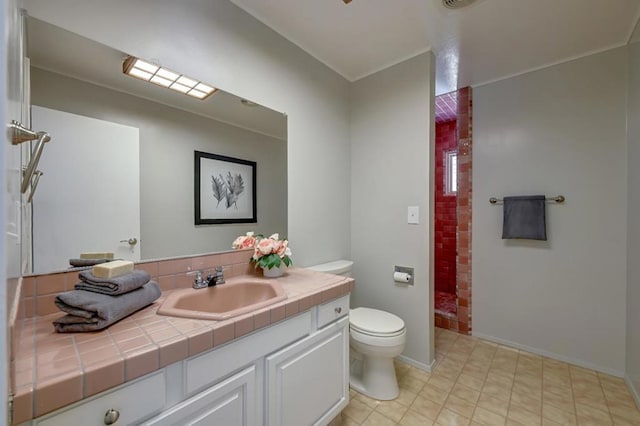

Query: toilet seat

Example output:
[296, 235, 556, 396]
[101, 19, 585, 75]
[349, 307, 405, 336]
[350, 325, 405, 337]
[350, 326, 407, 348]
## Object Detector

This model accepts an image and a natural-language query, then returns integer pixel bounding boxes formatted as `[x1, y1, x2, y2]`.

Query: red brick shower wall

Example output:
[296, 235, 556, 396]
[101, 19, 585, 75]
[434, 87, 473, 335]
[456, 87, 473, 335]
[435, 120, 458, 295]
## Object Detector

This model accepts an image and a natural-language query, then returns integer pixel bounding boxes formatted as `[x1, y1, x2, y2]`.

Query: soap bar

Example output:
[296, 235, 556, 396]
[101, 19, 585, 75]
[92, 260, 134, 279]
[80, 252, 114, 260]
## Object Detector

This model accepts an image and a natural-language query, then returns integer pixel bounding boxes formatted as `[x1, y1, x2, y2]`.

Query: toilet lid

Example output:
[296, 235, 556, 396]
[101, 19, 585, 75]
[349, 307, 405, 335]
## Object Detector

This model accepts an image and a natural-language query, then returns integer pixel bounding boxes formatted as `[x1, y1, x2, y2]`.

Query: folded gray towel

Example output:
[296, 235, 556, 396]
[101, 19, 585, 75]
[502, 195, 547, 241]
[69, 258, 112, 267]
[75, 269, 151, 295]
[53, 281, 161, 333]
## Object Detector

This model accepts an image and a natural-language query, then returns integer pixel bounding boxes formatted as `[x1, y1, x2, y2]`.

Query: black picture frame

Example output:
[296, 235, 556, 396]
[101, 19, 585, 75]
[194, 151, 257, 225]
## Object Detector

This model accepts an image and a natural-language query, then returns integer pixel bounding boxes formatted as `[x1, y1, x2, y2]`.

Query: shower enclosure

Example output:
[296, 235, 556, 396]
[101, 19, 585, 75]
[434, 87, 472, 334]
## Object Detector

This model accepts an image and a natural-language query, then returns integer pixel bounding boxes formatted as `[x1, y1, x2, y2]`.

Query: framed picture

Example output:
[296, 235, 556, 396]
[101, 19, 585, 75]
[194, 151, 257, 224]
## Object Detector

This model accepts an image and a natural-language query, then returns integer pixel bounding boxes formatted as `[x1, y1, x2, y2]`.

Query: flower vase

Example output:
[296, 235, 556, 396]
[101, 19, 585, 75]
[262, 264, 284, 278]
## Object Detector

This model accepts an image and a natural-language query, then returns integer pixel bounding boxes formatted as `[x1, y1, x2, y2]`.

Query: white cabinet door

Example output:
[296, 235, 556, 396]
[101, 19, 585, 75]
[266, 317, 349, 426]
[141, 366, 255, 426]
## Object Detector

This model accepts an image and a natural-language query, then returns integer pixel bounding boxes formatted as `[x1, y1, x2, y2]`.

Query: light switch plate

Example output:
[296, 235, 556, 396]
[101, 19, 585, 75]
[407, 206, 419, 224]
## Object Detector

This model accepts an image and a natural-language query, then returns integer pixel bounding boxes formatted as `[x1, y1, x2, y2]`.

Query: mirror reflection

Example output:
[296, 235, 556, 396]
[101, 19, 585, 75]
[26, 17, 288, 274]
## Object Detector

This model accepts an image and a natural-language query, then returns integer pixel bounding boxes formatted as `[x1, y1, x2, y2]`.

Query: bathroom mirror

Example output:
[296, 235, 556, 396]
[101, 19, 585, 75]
[25, 17, 288, 274]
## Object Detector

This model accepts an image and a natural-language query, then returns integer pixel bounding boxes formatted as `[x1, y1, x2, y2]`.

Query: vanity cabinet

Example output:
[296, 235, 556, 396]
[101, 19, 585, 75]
[266, 316, 349, 426]
[141, 366, 256, 426]
[23, 295, 350, 426]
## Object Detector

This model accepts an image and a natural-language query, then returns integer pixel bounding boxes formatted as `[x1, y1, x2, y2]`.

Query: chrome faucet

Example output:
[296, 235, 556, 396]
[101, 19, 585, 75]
[189, 267, 225, 289]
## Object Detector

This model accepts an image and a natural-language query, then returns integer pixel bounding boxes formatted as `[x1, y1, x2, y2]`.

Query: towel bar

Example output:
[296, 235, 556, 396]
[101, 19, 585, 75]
[489, 195, 565, 204]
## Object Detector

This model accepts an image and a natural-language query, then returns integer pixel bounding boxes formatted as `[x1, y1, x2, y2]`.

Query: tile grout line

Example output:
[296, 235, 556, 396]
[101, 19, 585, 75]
[29, 321, 37, 420]
[70, 335, 85, 398]
[596, 373, 616, 425]
[566, 362, 580, 425]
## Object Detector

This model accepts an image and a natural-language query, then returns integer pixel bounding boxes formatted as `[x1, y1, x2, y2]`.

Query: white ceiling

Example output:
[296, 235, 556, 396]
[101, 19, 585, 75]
[27, 18, 287, 140]
[230, 0, 640, 95]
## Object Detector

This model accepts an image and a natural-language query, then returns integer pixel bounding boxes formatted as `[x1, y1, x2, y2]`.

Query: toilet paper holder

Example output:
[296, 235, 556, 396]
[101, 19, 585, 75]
[394, 265, 414, 285]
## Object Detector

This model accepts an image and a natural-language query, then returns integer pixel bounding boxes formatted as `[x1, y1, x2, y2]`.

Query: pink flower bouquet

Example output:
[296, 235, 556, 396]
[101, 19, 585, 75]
[232, 232, 292, 270]
[231, 231, 257, 250]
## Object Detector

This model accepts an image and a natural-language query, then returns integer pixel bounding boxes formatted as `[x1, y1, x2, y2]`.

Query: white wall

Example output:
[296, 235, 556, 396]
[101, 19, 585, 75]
[350, 53, 435, 367]
[30, 69, 287, 262]
[473, 47, 628, 375]
[626, 31, 640, 401]
[23, 0, 351, 267]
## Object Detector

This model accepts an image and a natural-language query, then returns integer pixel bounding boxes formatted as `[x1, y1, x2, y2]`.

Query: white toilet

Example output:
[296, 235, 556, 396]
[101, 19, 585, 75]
[308, 260, 407, 401]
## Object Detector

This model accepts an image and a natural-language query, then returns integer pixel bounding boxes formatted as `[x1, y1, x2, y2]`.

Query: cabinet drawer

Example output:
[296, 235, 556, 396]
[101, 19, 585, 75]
[317, 294, 349, 328]
[34, 370, 166, 426]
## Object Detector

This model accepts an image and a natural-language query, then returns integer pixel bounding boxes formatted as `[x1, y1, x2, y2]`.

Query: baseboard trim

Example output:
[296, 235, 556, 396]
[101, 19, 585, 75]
[396, 355, 436, 373]
[626, 375, 640, 409]
[472, 332, 625, 378]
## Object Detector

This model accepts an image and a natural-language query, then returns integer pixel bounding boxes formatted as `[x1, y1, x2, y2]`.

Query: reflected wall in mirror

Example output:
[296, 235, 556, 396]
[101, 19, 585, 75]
[26, 17, 288, 274]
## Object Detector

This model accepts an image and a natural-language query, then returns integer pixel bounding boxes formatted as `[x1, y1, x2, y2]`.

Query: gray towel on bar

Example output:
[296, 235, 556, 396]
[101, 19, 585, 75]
[502, 195, 547, 241]
[75, 269, 151, 295]
[53, 281, 161, 333]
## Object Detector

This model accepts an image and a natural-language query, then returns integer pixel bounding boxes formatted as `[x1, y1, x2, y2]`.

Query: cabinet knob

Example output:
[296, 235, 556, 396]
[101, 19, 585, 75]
[335, 307, 342, 314]
[104, 408, 120, 425]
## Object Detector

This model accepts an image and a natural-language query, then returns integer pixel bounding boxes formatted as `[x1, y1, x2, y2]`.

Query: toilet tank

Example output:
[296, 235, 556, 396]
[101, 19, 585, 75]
[307, 260, 353, 277]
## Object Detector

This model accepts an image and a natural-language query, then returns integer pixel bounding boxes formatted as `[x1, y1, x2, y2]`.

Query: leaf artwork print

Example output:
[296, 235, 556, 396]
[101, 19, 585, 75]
[225, 171, 245, 209]
[211, 175, 227, 207]
[210, 172, 245, 210]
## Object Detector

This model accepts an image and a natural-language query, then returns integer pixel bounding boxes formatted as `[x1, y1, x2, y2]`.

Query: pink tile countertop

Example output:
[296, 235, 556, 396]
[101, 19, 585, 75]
[11, 268, 354, 424]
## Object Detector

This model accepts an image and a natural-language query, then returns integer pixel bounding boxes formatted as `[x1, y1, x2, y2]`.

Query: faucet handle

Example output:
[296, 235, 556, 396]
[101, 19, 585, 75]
[187, 270, 206, 288]
[213, 266, 225, 285]
[187, 270, 203, 280]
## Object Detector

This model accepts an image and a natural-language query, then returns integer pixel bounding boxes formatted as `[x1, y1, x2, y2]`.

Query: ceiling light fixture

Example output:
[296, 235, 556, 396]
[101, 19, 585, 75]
[123, 56, 217, 100]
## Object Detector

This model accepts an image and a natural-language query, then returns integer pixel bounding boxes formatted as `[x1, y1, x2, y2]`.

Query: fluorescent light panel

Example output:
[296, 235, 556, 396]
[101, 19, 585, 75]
[169, 82, 191, 93]
[176, 76, 197, 88]
[123, 55, 217, 100]
[187, 89, 208, 99]
[133, 59, 158, 74]
[195, 83, 215, 94]
[150, 75, 173, 87]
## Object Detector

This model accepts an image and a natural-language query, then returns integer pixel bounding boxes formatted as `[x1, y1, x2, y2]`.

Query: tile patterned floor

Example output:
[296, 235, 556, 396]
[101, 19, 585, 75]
[331, 328, 640, 425]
